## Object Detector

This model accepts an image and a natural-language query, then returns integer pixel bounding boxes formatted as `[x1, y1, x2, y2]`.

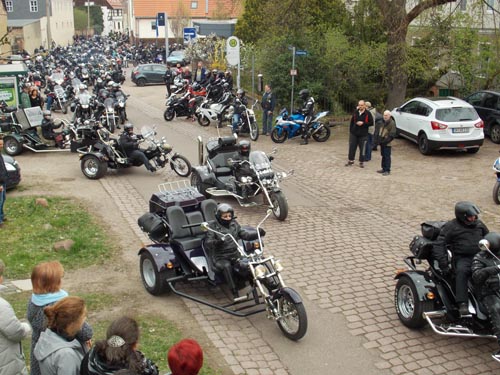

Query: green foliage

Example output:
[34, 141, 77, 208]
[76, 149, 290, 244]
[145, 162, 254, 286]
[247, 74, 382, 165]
[2, 196, 113, 279]
[74, 6, 103, 35]
[73, 8, 88, 31]
[347, 0, 387, 43]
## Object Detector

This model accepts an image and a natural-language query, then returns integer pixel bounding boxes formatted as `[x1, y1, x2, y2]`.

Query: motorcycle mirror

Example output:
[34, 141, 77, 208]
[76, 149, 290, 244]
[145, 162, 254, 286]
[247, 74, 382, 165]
[479, 239, 490, 251]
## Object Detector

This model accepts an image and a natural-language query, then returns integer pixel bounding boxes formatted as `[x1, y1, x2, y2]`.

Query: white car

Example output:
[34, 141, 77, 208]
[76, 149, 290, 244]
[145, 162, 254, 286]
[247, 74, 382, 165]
[391, 97, 484, 155]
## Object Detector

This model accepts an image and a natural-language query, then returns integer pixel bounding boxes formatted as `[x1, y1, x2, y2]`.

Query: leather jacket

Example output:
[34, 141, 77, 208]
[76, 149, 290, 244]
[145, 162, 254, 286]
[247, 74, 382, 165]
[472, 250, 500, 298]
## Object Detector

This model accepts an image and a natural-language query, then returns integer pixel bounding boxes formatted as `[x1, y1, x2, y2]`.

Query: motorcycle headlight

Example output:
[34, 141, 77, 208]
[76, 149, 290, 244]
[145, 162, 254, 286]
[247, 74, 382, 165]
[240, 176, 252, 183]
[273, 259, 284, 272]
[254, 265, 267, 279]
[162, 143, 172, 152]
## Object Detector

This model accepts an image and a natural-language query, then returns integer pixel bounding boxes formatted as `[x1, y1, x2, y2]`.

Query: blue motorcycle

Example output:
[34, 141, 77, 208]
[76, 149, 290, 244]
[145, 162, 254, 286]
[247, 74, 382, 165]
[271, 108, 331, 143]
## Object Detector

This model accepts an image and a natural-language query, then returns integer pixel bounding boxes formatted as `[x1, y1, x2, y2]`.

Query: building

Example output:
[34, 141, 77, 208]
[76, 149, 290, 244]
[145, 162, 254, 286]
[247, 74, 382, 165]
[5, 0, 74, 53]
[73, 0, 129, 36]
[0, 0, 12, 58]
[130, 0, 243, 42]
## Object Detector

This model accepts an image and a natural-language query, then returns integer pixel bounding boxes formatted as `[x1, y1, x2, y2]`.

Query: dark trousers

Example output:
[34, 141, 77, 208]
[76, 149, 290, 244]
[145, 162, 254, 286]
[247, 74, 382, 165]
[0, 182, 5, 223]
[262, 111, 273, 134]
[380, 145, 392, 172]
[348, 134, 367, 162]
[365, 133, 373, 161]
[454, 255, 474, 304]
[214, 259, 237, 293]
[482, 294, 500, 344]
[165, 82, 172, 97]
[129, 150, 153, 171]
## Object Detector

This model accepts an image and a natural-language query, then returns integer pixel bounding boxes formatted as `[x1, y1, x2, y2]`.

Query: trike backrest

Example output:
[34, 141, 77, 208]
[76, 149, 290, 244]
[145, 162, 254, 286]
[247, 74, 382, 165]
[208, 150, 240, 172]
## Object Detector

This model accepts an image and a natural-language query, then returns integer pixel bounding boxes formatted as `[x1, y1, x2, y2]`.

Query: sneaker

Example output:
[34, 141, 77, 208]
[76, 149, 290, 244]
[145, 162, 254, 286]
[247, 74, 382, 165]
[345, 161, 354, 167]
[359, 162, 364, 168]
[377, 169, 384, 173]
[382, 171, 390, 176]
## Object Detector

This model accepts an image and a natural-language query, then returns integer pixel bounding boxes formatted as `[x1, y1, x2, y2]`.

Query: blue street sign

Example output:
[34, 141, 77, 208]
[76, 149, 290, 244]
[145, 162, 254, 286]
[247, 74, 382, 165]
[295, 50, 308, 56]
[157, 13, 165, 27]
[183, 27, 197, 42]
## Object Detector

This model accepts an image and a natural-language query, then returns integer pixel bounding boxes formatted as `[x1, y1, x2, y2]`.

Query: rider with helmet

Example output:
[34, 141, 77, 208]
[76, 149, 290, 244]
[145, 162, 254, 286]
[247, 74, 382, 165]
[41, 110, 64, 147]
[231, 89, 248, 134]
[216, 83, 234, 128]
[205, 203, 265, 299]
[432, 201, 489, 316]
[297, 89, 315, 145]
[472, 232, 500, 359]
[118, 123, 156, 173]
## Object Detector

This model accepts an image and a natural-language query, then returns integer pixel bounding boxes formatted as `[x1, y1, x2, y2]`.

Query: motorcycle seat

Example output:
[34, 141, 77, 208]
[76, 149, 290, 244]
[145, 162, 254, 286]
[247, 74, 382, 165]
[166, 205, 202, 251]
[208, 151, 240, 176]
[1, 106, 17, 114]
[200, 199, 217, 223]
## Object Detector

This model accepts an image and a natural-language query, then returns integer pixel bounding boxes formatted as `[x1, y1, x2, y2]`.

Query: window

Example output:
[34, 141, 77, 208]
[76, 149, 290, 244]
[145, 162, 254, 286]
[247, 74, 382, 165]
[486, 0, 495, 13]
[466, 92, 485, 106]
[30, 0, 38, 12]
[5, 0, 13, 12]
[191, 1, 198, 9]
[400, 101, 421, 115]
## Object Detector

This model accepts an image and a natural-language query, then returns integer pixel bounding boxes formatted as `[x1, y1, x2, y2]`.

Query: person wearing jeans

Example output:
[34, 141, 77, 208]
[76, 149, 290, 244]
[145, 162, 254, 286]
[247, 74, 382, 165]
[0, 137, 7, 227]
[345, 100, 373, 168]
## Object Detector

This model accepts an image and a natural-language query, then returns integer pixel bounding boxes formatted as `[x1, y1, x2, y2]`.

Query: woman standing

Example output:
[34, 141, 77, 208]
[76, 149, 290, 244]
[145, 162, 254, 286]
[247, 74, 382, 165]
[34, 296, 88, 375]
[29, 88, 44, 109]
[27, 261, 93, 375]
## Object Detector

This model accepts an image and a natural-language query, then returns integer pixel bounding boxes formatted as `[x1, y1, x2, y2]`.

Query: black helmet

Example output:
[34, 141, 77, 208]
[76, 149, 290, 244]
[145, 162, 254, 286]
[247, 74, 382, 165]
[484, 232, 500, 254]
[237, 88, 245, 97]
[299, 89, 309, 101]
[215, 203, 234, 227]
[124, 122, 133, 133]
[238, 140, 250, 157]
[455, 201, 481, 226]
[222, 82, 230, 90]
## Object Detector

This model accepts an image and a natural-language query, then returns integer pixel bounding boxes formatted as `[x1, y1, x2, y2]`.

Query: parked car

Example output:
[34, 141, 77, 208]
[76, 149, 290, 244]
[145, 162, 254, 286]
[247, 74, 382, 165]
[166, 50, 189, 66]
[130, 64, 167, 86]
[3, 154, 21, 189]
[391, 97, 484, 155]
[463, 90, 500, 143]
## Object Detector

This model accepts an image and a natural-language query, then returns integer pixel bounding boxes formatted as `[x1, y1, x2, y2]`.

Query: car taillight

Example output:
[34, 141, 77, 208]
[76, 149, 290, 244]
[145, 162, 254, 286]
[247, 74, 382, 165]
[132, 71, 139, 76]
[431, 121, 448, 130]
[474, 120, 484, 128]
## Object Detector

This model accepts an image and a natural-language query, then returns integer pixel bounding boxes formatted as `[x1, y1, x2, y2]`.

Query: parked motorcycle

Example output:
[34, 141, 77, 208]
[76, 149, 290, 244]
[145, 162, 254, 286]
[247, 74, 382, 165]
[137, 184, 307, 340]
[114, 92, 129, 125]
[492, 155, 500, 204]
[100, 97, 118, 133]
[196, 92, 234, 128]
[79, 126, 192, 179]
[190, 135, 292, 221]
[163, 91, 196, 121]
[271, 109, 331, 144]
[394, 221, 499, 361]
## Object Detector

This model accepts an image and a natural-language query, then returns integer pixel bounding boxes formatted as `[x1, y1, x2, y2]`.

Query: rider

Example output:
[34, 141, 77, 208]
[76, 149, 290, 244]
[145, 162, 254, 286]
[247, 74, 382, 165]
[205, 203, 264, 299]
[432, 201, 489, 316]
[471, 232, 500, 359]
[231, 89, 248, 134]
[118, 123, 156, 173]
[216, 83, 233, 128]
[41, 110, 64, 147]
[297, 89, 315, 145]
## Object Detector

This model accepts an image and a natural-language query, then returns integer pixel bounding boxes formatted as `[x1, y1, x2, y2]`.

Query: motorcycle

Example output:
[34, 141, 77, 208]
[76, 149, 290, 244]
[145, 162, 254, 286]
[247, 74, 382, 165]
[196, 92, 234, 128]
[234, 99, 259, 141]
[271, 108, 331, 144]
[394, 222, 500, 362]
[492, 155, 500, 204]
[79, 126, 192, 180]
[137, 183, 307, 341]
[114, 92, 129, 125]
[163, 91, 197, 121]
[190, 135, 292, 221]
[71, 92, 94, 123]
[100, 97, 118, 133]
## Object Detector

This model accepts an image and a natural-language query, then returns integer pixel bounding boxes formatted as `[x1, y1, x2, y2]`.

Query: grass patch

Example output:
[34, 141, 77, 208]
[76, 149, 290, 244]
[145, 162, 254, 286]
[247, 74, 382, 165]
[2, 292, 219, 374]
[2, 196, 113, 279]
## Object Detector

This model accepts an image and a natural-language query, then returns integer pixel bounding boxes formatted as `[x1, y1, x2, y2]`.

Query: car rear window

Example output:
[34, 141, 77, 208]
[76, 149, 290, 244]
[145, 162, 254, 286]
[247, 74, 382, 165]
[435, 107, 478, 122]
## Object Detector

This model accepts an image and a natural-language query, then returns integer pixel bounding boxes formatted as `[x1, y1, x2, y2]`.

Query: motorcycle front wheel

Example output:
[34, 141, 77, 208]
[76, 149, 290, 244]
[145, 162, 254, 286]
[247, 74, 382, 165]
[62, 102, 68, 114]
[271, 191, 288, 221]
[164, 107, 175, 121]
[493, 181, 500, 204]
[250, 121, 259, 141]
[170, 154, 192, 177]
[312, 124, 331, 142]
[271, 128, 287, 143]
[197, 114, 211, 127]
[276, 290, 308, 341]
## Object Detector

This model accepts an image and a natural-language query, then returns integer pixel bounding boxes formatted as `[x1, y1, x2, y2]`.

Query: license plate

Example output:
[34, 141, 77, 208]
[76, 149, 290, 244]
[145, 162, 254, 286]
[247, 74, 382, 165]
[452, 127, 468, 133]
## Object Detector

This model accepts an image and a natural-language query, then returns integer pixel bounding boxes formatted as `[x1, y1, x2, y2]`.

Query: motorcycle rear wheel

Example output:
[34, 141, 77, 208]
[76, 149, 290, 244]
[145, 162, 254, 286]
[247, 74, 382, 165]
[197, 114, 211, 127]
[271, 128, 287, 143]
[140, 252, 170, 295]
[493, 182, 500, 204]
[395, 276, 429, 328]
[81, 155, 108, 180]
[312, 124, 331, 142]
[271, 191, 288, 221]
[170, 154, 192, 177]
[276, 291, 307, 341]
[164, 107, 175, 121]
[3, 136, 23, 156]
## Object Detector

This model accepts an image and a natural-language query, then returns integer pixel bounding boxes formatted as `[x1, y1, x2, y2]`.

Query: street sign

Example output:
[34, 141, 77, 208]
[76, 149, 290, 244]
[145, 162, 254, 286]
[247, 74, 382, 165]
[226, 36, 240, 66]
[157, 13, 165, 27]
[290, 69, 297, 76]
[295, 50, 308, 56]
[183, 27, 197, 42]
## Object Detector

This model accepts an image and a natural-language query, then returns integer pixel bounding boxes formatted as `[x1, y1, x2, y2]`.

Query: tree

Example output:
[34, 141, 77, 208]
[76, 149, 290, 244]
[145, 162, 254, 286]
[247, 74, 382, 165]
[171, 0, 190, 43]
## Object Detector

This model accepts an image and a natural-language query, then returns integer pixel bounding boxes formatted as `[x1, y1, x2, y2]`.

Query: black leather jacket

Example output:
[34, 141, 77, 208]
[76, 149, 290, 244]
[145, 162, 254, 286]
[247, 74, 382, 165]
[205, 220, 257, 262]
[118, 131, 139, 156]
[301, 97, 315, 117]
[472, 250, 500, 298]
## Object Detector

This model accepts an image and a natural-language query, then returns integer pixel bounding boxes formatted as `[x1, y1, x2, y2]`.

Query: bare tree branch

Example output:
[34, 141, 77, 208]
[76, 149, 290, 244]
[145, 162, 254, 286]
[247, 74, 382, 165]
[407, 0, 457, 24]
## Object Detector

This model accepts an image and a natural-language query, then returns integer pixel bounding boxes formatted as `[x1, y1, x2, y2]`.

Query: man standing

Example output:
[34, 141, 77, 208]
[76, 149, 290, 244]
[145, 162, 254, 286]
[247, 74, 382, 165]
[0, 137, 7, 228]
[164, 64, 173, 98]
[377, 110, 397, 176]
[261, 84, 276, 136]
[194, 62, 206, 84]
[20, 84, 31, 109]
[364, 101, 377, 161]
[346, 100, 373, 168]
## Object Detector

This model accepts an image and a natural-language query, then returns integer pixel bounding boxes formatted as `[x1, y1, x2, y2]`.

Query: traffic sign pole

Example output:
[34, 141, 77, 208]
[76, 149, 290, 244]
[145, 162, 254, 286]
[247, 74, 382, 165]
[165, 12, 168, 64]
[291, 46, 295, 112]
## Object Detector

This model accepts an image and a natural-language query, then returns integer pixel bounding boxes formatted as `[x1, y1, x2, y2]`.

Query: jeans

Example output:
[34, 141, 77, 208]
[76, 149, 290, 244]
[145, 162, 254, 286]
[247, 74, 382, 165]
[129, 150, 153, 171]
[380, 145, 392, 172]
[348, 134, 367, 162]
[46, 96, 53, 110]
[365, 133, 373, 161]
[262, 111, 273, 134]
[0, 183, 6, 224]
[232, 114, 240, 133]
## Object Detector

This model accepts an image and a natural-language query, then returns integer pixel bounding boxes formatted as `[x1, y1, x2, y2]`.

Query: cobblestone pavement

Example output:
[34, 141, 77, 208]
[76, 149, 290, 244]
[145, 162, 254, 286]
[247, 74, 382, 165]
[119, 91, 500, 374]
